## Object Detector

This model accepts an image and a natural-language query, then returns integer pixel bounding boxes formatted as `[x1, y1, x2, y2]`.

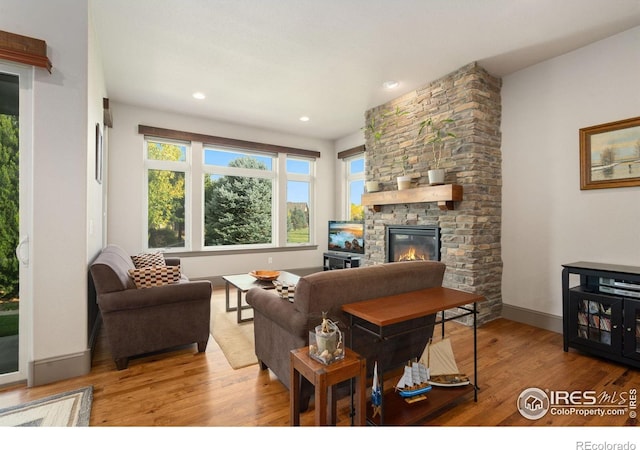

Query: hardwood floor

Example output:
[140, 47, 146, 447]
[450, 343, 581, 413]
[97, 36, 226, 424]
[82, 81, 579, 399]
[0, 287, 638, 432]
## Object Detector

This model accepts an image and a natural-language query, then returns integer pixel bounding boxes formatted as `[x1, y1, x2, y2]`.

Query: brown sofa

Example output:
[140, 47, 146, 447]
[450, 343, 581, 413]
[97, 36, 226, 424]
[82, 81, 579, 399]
[89, 245, 212, 369]
[246, 260, 446, 408]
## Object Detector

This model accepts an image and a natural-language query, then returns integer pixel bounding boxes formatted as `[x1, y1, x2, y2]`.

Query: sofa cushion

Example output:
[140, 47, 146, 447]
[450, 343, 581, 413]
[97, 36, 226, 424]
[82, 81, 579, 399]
[128, 265, 181, 289]
[91, 245, 138, 293]
[131, 251, 166, 268]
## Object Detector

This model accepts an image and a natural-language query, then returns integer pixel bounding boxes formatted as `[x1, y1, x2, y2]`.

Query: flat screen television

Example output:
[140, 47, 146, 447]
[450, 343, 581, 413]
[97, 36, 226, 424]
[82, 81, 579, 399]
[327, 220, 365, 254]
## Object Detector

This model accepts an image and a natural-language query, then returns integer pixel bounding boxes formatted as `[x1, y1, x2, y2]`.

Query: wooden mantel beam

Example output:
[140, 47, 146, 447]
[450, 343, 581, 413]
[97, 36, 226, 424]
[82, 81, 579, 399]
[362, 184, 463, 211]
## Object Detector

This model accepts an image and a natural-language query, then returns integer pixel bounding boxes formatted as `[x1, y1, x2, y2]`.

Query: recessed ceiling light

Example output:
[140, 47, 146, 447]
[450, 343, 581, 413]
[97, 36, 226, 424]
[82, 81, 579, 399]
[192, 92, 206, 100]
[383, 80, 399, 89]
[299, 116, 310, 122]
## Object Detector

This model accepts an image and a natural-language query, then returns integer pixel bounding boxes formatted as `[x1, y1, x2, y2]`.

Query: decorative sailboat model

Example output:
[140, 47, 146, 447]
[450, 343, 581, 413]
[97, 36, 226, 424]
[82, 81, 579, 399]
[394, 360, 432, 399]
[420, 337, 470, 387]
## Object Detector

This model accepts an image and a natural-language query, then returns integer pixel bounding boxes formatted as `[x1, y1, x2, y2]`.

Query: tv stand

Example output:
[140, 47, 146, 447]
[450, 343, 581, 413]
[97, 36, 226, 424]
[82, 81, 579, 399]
[562, 261, 640, 369]
[323, 252, 361, 270]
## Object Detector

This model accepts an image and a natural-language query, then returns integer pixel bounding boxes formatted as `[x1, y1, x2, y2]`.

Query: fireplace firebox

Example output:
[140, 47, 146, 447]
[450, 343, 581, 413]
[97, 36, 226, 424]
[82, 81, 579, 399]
[386, 225, 440, 263]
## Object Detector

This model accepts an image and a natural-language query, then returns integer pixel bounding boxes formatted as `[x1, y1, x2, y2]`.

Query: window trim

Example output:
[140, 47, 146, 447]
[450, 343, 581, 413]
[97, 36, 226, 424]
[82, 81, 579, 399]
[285, 155, 314, 247]
[143, 137, 191, 252]
[0, 30, 52, 72]
[201, 145, 277, 250]
[138, 125, 320, 158]
[140, 125, 318, 252]
[340, 146, 365, 220]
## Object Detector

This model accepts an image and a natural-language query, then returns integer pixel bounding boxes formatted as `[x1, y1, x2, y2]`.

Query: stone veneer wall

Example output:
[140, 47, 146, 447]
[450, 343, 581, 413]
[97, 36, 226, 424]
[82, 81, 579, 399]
[364, 62, 502, 325]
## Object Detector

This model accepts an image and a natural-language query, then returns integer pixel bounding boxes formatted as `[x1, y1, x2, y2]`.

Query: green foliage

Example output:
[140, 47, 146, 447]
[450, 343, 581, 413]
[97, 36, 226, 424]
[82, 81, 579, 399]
[147, 142, 185, 248]
[287, 227, 309, 243]
[287, 206, 309, 243]
[0, 115, 19, 299]
[204, 156, 272, 246]
[0, 313, 18, 338]
[417, 117, 456, 170]
[364, 106, 408, 142]
[289, 207, 307, 230]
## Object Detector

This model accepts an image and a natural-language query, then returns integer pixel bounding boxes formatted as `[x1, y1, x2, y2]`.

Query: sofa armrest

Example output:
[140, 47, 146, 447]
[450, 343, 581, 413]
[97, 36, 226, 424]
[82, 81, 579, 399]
[98, 280, 211, 313]
[246, 287, 307, 337]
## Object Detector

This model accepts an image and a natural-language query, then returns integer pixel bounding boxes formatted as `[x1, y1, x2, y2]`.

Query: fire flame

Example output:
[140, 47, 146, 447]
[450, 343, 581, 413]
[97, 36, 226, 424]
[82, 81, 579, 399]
[397, 246, 428, 261]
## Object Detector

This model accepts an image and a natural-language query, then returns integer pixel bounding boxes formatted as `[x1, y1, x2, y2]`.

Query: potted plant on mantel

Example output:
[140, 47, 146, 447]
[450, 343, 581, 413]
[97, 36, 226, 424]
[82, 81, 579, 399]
[396, 154, 413, 190]
[417, 116, 457, 186]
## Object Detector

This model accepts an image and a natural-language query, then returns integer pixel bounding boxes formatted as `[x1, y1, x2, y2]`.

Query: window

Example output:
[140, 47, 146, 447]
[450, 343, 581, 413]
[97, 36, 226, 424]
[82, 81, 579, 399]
[286, 157, 313, 244]
[144, 139, 189, 250]
[203, 147, 275, 248]
[345, 153, 365, 220]
[141, 126, 319, 252]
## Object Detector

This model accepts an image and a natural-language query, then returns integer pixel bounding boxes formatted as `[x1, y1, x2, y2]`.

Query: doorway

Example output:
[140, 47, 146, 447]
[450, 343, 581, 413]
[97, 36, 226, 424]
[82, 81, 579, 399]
[0, 63, 32, 385]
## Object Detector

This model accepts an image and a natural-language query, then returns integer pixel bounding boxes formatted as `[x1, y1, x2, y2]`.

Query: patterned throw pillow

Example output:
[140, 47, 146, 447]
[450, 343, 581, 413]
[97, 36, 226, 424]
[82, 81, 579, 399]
[128, 265, 181, 289]
[273, 281, 296, 301]
[131, 252, 166, 269]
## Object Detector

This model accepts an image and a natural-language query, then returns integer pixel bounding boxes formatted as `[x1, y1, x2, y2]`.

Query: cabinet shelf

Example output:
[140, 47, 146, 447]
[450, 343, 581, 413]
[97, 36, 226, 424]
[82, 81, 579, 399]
[362, 184, 463, 211]
[562, 261, 640, 368]
[367, 384, 475, 426]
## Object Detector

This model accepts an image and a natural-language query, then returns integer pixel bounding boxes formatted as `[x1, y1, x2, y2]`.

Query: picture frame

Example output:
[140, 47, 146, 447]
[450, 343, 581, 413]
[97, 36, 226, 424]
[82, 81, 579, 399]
[579, 116, 640, 190]
[95, 122, 103, 184]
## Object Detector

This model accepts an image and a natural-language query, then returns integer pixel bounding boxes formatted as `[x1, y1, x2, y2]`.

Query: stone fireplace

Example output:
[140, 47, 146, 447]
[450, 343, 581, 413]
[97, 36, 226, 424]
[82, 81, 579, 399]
[386, 225, 440, 263]
[363, 62, 503, 325]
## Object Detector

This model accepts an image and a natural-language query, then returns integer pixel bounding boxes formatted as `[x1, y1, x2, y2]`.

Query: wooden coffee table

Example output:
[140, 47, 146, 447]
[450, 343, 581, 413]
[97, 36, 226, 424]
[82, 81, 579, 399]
[222, 271, 300, 323]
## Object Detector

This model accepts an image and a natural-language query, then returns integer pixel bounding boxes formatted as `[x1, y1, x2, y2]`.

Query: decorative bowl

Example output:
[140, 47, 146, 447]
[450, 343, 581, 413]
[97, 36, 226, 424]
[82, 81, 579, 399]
[249, 270, 281, 281]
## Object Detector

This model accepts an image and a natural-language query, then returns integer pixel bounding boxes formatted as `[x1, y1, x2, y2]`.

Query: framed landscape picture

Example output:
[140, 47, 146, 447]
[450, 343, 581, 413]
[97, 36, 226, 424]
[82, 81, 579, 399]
[580, 116, 640, 190]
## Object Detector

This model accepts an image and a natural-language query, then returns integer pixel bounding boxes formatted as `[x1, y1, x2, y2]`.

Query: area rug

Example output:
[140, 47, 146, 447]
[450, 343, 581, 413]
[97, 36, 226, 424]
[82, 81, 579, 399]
[0, 386, 92, 426]
[210, 291, 258, 369]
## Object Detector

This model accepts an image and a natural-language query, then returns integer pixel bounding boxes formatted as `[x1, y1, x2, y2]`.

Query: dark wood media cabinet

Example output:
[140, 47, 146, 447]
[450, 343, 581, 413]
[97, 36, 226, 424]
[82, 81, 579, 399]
[562, 261, 640, 369]
[342, 286, 484, 425]
[323, 252, 362, 270]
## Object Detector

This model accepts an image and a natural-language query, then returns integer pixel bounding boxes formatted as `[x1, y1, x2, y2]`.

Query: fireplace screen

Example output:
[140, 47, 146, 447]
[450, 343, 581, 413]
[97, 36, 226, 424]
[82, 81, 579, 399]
[386, 225, 440, 262]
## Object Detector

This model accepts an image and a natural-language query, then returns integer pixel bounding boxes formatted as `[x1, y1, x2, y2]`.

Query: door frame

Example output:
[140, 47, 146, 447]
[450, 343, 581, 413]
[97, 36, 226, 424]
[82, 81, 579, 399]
[0, 61, 33, 386]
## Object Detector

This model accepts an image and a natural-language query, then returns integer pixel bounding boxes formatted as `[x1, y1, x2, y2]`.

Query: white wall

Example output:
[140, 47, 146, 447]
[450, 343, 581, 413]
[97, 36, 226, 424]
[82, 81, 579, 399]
[1, 0, 103, 382]
[88, 7, 108, 258]
[501, 26, 640, 318]
[107, 102, 335, 278]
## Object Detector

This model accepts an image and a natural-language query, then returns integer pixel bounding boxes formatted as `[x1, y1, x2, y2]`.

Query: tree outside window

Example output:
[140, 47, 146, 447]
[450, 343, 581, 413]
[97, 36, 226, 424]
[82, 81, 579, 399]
[204, 156, 273, 246]
[146, 141, 187, 249]
[144, 134, 316, 252]
[286, 157, 312, 244]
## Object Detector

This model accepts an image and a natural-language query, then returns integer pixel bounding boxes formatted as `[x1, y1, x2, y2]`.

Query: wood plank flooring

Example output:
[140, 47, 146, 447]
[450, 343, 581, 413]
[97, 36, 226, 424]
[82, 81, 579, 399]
[0, 287, 638, 431]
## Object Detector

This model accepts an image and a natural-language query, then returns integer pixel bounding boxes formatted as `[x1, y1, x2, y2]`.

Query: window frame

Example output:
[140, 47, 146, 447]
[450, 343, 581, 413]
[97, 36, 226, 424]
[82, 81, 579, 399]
[139, 125, 320, 253]
[201, 145, 277, 250]
[143, 137, 191, 252]
[284, 155, 315, 246]
[339, 146, 365, 220]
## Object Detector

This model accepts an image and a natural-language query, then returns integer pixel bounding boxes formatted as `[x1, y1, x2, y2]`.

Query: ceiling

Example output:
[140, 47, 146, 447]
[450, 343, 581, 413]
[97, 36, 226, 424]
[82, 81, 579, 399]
[91, 0, 640, 142]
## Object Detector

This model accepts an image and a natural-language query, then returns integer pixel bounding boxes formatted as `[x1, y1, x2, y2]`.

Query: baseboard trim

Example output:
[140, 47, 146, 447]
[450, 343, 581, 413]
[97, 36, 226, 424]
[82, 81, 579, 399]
[28, 350, 91, 387]
[501, 304, 563, 334]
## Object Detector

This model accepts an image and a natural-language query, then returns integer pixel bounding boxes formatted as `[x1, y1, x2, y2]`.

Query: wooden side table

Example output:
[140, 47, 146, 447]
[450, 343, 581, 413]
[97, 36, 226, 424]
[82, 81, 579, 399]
[290, 346, 366, 426]
[342, 286, 484, 425]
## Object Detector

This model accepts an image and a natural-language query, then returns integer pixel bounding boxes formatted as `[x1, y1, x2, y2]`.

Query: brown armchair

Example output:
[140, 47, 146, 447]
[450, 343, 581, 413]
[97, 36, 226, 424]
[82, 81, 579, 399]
[89, 245, 212, 369]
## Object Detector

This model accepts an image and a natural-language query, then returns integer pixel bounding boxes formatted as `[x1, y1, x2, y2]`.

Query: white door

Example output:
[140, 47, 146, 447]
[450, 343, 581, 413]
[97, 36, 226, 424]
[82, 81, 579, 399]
[0, 62, 33, 385]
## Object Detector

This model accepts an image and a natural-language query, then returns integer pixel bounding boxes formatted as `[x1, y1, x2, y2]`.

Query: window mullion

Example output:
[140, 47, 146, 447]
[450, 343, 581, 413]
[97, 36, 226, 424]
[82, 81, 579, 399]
[191, 142, 203, 251]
